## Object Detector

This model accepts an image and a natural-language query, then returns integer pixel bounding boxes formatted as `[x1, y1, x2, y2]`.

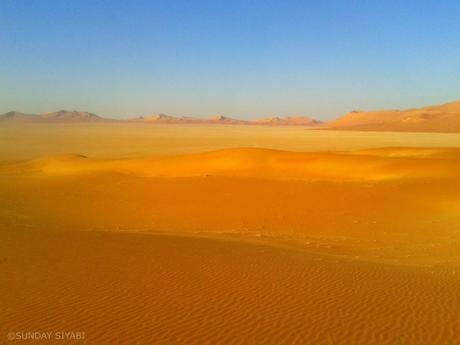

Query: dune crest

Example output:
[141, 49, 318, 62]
[327, 100, 460, 132]
[8, 147, 460, 182]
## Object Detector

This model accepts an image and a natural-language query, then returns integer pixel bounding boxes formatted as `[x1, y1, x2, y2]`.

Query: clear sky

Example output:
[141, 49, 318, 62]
[1, 0, 459, 120]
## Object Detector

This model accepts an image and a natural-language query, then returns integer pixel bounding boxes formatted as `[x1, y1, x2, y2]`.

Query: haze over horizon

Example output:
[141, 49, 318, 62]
[1, 0, 460, 120]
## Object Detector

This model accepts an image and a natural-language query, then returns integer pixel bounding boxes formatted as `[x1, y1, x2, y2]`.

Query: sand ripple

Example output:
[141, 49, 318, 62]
[1, 230, 459, 344]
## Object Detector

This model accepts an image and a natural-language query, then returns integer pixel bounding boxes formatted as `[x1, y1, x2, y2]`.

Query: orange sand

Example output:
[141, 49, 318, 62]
[327, 100, 460, 133]
[1, 126, 460, 344]
[2, 123, 460, 161]
[1, 230, 459, 344]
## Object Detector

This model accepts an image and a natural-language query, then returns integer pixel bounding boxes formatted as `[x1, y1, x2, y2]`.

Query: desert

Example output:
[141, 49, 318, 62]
[3, 1, 460, 343]
[3, 99, 460, 133]
[1, 123, 460, 344]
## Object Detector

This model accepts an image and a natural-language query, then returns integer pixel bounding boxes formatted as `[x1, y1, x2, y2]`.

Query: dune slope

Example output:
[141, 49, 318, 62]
[1, 229, 459, 345]
[1, 147, 459, 267]
[328, 100, 460, 133]
[1, 145, 460, 344]
[6, 147, 460, 182]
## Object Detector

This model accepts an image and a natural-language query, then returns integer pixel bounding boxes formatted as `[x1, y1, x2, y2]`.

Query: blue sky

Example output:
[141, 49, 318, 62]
[1, 0, 459, 119]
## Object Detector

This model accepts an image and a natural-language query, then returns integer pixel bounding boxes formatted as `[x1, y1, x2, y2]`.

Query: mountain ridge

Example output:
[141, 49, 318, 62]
[2, 99, 460, 132]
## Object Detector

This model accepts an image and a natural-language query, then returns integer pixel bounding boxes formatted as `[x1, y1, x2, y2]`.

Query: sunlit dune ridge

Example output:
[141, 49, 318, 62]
[327, 100, 460, 132]
[2, 144, 460, 343]
[12, 147, 460, 182]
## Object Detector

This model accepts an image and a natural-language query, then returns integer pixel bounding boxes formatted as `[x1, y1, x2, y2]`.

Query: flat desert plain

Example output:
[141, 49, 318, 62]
[1, 123, 460, 344]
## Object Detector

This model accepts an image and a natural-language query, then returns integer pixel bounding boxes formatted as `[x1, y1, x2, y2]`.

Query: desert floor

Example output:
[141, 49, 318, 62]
[1, 124, 460, 344]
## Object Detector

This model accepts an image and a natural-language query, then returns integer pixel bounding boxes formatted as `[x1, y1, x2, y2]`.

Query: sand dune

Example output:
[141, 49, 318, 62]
[3, 99, 460, 133]
[2, 229, 459, 344]
[1, 123, 459, 162]
[1, 146, 460, 267]
[3, 99, 460, 132]
[1, 127, 460, 343]
[327, 100, 460, 133]
[7, 147, 460, 182]
[2, 122, 460, 167]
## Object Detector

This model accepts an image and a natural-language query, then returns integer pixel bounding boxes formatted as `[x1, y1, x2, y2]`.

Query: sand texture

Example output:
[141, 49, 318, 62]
[2, 230, 460, 344]
[1, 125, 460, 344]
[327, 100, 460, 133]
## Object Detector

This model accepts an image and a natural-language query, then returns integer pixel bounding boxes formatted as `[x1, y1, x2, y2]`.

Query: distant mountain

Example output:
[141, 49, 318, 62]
[129, 113, 250, 125]
[0, 110, 108, 122]
[40, 110, 104, 122]
[0, 110, 323, 126]
[130, 114, 178, 123]
[128, 113, 320, 126]
[254, 116, 322, 126]
[129, 113, 205, 124]
[8, 101, 459, 132]
[0, 111, 37, 122]
[206, 115, 249, 124]
[327, 100, 460, 133]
